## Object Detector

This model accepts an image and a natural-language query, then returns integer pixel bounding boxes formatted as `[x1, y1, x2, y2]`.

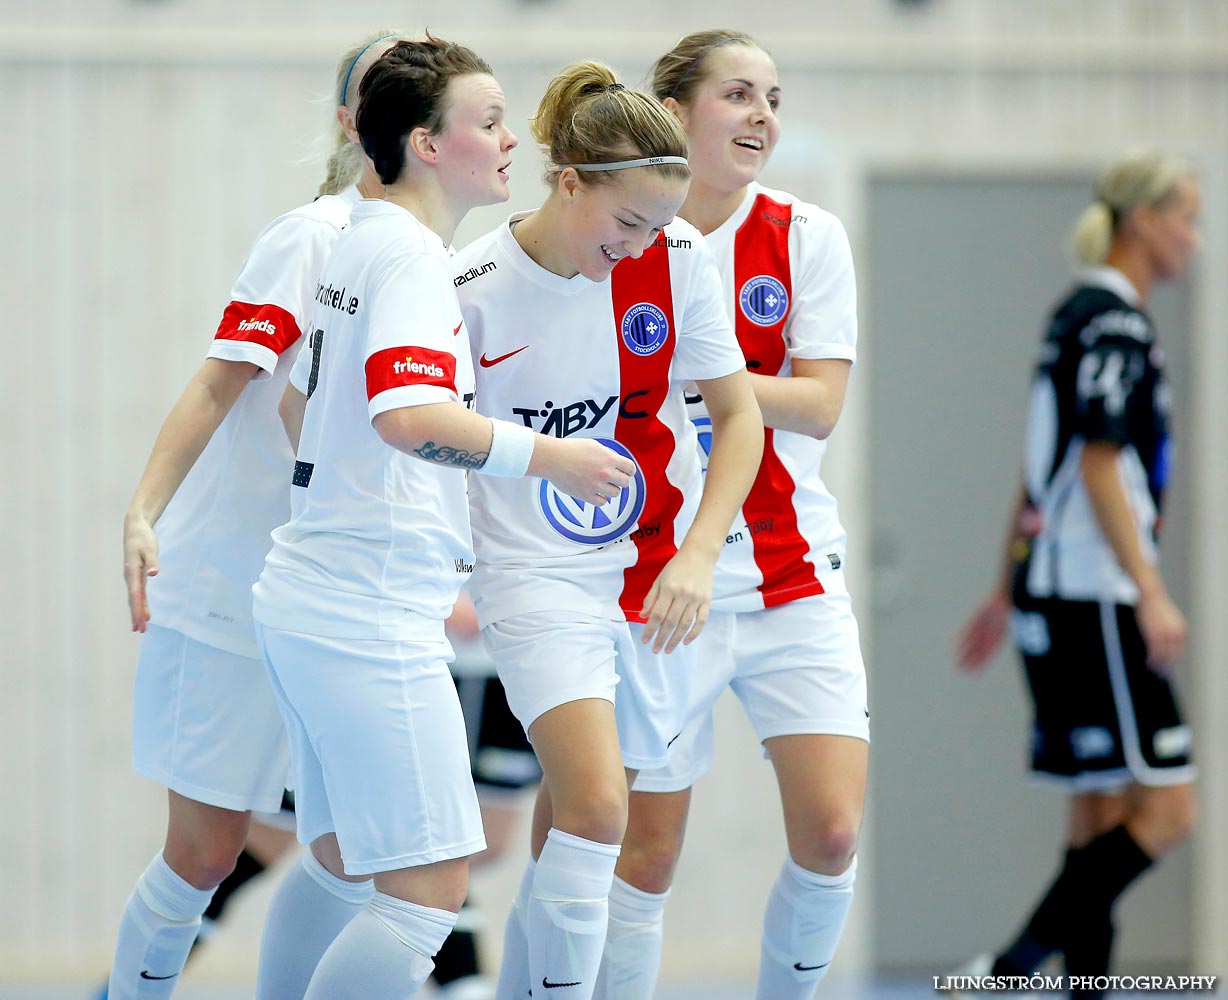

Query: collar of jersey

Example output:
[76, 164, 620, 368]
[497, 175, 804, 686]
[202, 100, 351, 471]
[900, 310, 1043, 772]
[499, 212, 597, 296]
[351, 198, 448, 253]
[704, 182, 761, 242]
[1080, 265, 1142, 307]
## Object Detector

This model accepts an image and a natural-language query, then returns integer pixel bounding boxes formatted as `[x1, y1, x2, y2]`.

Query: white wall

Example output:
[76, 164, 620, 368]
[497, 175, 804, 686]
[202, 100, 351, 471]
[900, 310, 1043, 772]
[2, 0, 1226, 981]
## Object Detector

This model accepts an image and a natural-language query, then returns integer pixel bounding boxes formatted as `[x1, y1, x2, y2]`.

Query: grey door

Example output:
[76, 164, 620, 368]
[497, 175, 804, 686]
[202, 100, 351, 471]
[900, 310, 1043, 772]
[864, 172, 1191, 970]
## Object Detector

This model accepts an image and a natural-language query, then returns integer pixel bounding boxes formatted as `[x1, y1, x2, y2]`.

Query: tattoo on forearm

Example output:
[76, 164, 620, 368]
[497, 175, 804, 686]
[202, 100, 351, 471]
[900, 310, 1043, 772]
[412, 441, 489, 470]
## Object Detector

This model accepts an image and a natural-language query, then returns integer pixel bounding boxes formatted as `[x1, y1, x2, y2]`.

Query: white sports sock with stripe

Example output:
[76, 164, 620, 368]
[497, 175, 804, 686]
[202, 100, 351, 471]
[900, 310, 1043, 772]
[107, 852, 215, 1000]
[495, 858, 535, 999]
[757, 854, 857, 1000]
[303, 891, 456, 1000]
[526, 829, 620, 1000]
[593, 875, 669, 1000]
[255, 851, 374, 1000]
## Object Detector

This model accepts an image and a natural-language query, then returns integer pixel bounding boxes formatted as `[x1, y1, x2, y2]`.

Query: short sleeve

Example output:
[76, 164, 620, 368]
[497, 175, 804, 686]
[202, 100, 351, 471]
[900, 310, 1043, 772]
[672, 238, 748, 383]
[786, 213, 858, 364]
[364, 250, 464, 421]
[1073, 324, 1152, 446]
[208, 215, 341, 378]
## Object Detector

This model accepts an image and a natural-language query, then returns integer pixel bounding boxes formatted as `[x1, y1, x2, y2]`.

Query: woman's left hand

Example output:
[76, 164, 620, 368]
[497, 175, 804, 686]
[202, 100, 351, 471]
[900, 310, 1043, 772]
[639, 547, 717, 654]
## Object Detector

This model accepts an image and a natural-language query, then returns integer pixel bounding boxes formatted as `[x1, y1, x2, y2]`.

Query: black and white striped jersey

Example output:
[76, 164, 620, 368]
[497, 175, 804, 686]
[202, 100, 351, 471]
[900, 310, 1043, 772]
[1020, 266, 1171, 604]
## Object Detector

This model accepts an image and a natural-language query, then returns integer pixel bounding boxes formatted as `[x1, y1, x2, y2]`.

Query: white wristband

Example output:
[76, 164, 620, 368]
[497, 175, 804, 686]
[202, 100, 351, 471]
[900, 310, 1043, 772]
[481, 418, 536, 477]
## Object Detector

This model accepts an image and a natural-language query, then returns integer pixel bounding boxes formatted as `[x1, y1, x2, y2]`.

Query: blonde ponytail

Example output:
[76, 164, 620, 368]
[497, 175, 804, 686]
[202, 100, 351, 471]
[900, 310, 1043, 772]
[1068, 149, 1193, 265]
[317, 29, 412, 196]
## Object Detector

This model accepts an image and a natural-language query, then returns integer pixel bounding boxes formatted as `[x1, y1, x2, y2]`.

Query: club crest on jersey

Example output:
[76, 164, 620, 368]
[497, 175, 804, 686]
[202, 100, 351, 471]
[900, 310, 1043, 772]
[620, 303, 670, 356]
[739, 275, 789, 326]
[538, 438, 646, 545]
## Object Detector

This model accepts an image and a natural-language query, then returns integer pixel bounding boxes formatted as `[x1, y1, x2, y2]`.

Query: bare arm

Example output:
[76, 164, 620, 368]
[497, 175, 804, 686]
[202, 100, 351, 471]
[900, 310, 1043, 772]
[372, 402, 635, 502]
[1082, 441, 1185, 668]
[123, 358, 260, 632]
[279, 383, 307, 453]
[956, 483, 1028, 673]
[748, 357, 851, 440]
[640, 369, 763, 653]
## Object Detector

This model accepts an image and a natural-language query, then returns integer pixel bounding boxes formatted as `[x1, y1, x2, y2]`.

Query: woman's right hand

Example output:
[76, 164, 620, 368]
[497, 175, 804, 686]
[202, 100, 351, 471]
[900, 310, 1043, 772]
[532, 436, 635, 505]
[955, 588, 1011, 673]
[123, 513, 159, 633]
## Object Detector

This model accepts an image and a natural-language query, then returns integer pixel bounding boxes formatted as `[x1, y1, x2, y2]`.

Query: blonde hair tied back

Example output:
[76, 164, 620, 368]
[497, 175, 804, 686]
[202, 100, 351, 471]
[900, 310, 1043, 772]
[318, 29, 413, 196]
[532, 60, 690, 187]
[1069, 148, 1193, 266]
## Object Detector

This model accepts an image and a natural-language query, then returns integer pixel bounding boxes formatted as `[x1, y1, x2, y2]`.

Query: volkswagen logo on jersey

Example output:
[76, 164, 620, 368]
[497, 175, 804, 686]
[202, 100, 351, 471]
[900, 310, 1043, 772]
[692, 415, 713, 474]
[739, 275, 789, 327]
[538, 438, 646, 545]
[620, 303, 670, 356]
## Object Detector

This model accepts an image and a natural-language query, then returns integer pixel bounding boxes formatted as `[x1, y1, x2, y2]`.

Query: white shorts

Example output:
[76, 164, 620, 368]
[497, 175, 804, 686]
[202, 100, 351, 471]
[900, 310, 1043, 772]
[132, 624, 290, 813]
[481, 612, 693, 772]
[634, 589, 869, 794]
[255, 624, 485, 876]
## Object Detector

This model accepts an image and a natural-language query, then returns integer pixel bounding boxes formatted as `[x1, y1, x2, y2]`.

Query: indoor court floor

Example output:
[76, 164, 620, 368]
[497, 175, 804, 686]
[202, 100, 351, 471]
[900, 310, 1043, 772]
[0, 980, 1199, 999]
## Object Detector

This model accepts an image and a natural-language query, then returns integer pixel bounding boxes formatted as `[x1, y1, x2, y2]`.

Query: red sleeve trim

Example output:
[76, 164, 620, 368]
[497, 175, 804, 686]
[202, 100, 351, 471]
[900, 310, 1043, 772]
[214, 300, 301, 357]
[365, 346, 458, 401]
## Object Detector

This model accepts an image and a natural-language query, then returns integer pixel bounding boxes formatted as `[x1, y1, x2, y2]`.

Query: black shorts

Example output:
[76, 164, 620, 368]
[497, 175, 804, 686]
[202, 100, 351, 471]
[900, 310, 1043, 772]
[454, 674, 542, 794]
[1012, 596, 1194, 789]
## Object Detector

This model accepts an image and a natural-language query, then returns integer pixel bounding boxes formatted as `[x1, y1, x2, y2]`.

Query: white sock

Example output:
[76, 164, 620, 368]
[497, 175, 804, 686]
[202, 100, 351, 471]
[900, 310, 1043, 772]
[494, 858, 535, 1000]
[593, 875, 669, 1000]
[527, 830, 620, 1000]
[756, 854, 857, 1000]
[255, 851, 374, 1000]
[303, 891, 456, 1000]
[107, 852, 215, 1000]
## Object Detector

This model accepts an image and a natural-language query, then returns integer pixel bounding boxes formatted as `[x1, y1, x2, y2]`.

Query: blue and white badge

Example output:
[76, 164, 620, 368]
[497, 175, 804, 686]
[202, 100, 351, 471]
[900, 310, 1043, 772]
[620, 302, 670, 356]
[539, 438, 646, 545]
[739, 275, 789, 327]
[691, 415, 712, 474]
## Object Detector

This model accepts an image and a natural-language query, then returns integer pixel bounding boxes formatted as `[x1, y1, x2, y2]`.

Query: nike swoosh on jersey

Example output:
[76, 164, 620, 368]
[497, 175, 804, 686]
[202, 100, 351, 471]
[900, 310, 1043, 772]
[453, 321, 463, 335]
[542, 976, 584, 989]
[793, 961, 830, 972]
[479, 345, 529, 367]
[140, 971, 179, 980]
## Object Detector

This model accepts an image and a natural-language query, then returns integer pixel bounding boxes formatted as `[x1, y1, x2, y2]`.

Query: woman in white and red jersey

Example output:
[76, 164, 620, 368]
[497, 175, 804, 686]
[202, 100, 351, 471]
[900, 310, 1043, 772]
[109, 31, 407, 1000]
[250, 40, 630, 1000]
[453, 61, 763, 1000]
[595, 31, 869, 1000]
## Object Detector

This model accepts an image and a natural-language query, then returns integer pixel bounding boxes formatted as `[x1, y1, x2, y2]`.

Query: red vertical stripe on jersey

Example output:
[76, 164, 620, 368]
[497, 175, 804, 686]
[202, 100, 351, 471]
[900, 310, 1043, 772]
[214, 300, 301, 356]
[736, 194, 823, 606]
[612, 243, 682, 621]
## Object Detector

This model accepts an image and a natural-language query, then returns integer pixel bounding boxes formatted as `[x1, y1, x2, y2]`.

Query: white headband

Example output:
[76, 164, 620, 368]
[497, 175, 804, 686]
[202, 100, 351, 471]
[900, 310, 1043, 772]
[559, 155, 689, 172]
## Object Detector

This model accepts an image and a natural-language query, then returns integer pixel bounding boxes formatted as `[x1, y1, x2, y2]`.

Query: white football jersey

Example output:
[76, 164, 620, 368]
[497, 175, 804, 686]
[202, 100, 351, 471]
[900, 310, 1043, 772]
[147, 188, 359, 657]
[687, 183, 858, 612]
[254, 199, 476, 639]
[455, 214, 746, 626]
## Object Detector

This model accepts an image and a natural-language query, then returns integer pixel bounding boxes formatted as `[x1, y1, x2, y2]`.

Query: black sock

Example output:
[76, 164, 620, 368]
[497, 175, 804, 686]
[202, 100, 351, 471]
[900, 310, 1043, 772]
[1066, 916, 1114, 998]
[995, 826, 1152, 976]
[432, 928, 481, 987]
[993, 847, 1080, 976]
[204, 849, 268, 922]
